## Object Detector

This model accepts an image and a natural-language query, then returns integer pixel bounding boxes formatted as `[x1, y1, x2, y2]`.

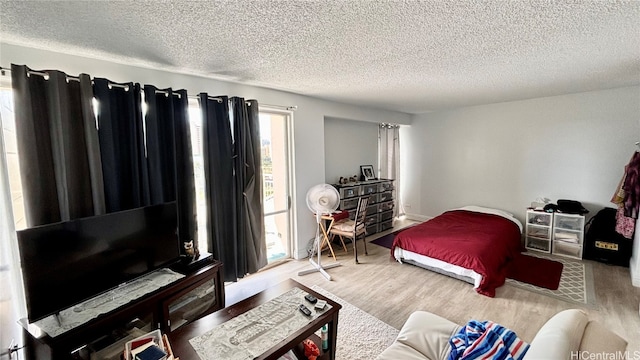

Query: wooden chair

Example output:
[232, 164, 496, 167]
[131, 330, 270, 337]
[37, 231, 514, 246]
[329, 197, 369, 263]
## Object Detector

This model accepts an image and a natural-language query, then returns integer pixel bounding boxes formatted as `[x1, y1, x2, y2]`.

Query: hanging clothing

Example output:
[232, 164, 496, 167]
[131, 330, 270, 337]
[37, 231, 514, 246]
[613, 152, 640, 239]
[611, 172, 625, 205]
[622, 152, 640, 218]
[615, 207, 635, 239]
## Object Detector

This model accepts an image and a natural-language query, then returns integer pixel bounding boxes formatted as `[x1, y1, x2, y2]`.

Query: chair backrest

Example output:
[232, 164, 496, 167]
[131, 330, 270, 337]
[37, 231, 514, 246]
[353, 196, 369, 230]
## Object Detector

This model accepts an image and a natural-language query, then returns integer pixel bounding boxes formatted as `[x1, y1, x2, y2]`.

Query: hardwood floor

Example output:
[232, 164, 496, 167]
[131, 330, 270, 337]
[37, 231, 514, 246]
[226, 221, 640, 351]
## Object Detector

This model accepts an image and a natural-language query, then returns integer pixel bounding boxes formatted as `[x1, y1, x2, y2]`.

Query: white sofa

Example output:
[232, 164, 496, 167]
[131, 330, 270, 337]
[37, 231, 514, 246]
[377, 309, 627, 360]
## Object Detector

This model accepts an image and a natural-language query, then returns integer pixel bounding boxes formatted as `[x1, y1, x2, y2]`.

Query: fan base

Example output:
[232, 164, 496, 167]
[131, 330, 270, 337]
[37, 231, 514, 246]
[297, 258, 342, 280]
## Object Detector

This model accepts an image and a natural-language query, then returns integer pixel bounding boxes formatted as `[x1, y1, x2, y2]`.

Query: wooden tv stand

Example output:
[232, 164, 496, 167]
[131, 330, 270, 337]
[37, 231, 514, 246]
[19, 260, 224, 360]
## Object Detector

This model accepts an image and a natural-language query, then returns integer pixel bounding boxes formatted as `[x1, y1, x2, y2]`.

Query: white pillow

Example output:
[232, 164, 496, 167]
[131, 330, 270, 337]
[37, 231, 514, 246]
[454, 205, 523, 232]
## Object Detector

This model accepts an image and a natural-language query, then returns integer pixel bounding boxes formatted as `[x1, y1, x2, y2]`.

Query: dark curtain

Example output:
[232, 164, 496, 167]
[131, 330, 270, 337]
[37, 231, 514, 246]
[145, 86, 197, 251]
[93, 79, 150, 212]
[201, 95, 267, 282]
[11, 64, 105, 227]
[143, 85, 177, 204]
[231, 98, 267, 276]
[200, 94, 237, 281]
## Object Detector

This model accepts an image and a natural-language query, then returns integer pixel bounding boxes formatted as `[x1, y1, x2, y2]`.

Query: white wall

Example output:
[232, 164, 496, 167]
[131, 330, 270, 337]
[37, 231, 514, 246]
[0, 43, 412, 260]
[399, 125, 423, 219]
[405, 86, 640, 284]
[324, 117, 378, 184]
[633, 219, 640, 287]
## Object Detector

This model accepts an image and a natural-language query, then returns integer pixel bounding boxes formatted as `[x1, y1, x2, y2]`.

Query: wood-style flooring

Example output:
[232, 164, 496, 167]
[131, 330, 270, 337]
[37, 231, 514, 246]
[226, 220, 640, 351]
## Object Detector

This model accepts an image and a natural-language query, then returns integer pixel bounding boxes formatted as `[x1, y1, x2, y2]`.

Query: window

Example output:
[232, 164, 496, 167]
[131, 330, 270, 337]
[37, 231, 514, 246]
[0, 89, 26, 230]
[187, 99, 208, 254]
[259, 109, 294, 262]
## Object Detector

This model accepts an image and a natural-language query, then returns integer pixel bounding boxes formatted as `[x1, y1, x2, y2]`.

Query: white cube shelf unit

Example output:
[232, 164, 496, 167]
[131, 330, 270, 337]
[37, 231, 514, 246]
[551, 213, 585, 259]
[525, 210, 553, 253]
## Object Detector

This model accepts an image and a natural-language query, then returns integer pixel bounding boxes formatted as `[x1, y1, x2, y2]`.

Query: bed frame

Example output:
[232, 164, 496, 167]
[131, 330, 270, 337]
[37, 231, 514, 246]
[402, 259, 476, 285]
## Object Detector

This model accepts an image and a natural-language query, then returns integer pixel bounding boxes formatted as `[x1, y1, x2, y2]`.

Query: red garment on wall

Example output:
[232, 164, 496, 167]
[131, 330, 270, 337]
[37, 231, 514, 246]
[615, 207, 635, 239]
[613, 152, 640, 239]
[622, 152, 640, 218]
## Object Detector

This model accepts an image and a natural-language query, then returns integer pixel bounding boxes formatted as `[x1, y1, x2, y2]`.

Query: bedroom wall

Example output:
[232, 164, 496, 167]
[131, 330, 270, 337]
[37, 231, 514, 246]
[405, 85, 640, 285]
[324, 117, 378, 184]
[0, 43, 412, 260]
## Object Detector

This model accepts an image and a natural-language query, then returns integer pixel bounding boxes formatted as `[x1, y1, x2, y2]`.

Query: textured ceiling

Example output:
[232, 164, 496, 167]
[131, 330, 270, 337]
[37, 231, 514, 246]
[1, 1, 639, 113]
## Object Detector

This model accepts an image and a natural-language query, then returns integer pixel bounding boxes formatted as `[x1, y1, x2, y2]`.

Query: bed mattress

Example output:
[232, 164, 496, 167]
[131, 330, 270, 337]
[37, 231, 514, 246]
[392, 206, 522, 297]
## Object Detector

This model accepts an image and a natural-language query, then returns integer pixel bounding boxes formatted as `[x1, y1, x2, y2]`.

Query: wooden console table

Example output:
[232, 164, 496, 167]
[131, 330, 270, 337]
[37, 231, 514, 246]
[20, 260, 224, 360]
[169, 279, 341, 360]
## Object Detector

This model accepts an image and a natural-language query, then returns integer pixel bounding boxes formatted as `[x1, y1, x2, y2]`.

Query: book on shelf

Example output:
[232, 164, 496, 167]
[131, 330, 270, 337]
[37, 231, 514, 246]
[134, 344, 167, 360]
[130, 337, 154, 350]
[131, 341, 163, 358]
[124, 330, 178, 360]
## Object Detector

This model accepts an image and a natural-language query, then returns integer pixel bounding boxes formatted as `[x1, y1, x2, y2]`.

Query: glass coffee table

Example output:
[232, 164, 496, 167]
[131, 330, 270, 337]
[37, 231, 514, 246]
[169, 279, 341, 360]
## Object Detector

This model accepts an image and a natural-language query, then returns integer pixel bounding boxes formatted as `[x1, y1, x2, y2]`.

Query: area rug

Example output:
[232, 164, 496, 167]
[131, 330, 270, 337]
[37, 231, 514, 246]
[370, 232, 395, 249]
[506, 253, 563, 290]
[505, 252, 597, 308]
[311, 285, 399, 359]
[370, 225, 415, 249]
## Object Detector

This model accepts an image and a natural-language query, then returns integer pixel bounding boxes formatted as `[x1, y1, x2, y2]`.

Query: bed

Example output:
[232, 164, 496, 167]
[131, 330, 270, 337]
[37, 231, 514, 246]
[391, 206, 523, 297]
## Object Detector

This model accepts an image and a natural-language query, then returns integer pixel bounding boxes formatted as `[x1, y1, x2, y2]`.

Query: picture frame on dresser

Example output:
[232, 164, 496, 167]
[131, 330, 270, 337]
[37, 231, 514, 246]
[360, 165, 375, 181]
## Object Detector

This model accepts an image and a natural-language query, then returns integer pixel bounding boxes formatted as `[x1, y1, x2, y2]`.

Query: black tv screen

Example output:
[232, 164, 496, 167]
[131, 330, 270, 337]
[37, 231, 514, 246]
[17, 202, 180, 322]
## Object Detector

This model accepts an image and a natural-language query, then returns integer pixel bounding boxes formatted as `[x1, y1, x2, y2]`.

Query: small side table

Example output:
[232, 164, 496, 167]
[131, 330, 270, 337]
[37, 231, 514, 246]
[318, 211, 349, 261]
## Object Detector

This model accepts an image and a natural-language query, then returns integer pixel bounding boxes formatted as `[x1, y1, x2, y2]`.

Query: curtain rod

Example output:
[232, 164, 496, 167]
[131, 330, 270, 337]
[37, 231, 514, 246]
[1, 66, 130, 90]
[0, 67, 221, 101]
[259, 104, 298, 111]
[0, 66, 297, 108]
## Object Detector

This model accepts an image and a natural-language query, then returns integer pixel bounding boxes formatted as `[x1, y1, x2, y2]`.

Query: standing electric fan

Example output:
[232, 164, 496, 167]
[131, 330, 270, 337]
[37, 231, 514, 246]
[298, 184, 342, 280]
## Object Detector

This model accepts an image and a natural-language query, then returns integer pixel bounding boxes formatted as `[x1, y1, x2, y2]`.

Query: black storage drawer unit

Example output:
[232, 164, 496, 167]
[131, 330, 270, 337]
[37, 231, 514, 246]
[583, 208, 633, 267]
[332, 179, 394, 235]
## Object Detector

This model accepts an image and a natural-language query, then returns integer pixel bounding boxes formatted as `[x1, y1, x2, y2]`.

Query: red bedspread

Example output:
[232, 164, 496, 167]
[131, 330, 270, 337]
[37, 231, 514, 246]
[391, 210, 521, 297]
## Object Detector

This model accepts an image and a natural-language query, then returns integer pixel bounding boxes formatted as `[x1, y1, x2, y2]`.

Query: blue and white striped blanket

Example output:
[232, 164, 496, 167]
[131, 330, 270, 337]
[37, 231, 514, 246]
[448, 320, 529, 360]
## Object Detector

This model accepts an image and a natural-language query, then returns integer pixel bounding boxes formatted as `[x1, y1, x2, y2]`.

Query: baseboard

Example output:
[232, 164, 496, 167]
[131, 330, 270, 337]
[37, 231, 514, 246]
[404, 213, 431, 222]
[630, 256, 640, 288]
[295, 247, 308, 260]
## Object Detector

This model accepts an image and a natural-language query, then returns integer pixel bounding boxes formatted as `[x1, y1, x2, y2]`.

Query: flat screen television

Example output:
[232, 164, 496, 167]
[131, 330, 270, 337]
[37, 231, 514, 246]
[17, 202, 181, 322]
